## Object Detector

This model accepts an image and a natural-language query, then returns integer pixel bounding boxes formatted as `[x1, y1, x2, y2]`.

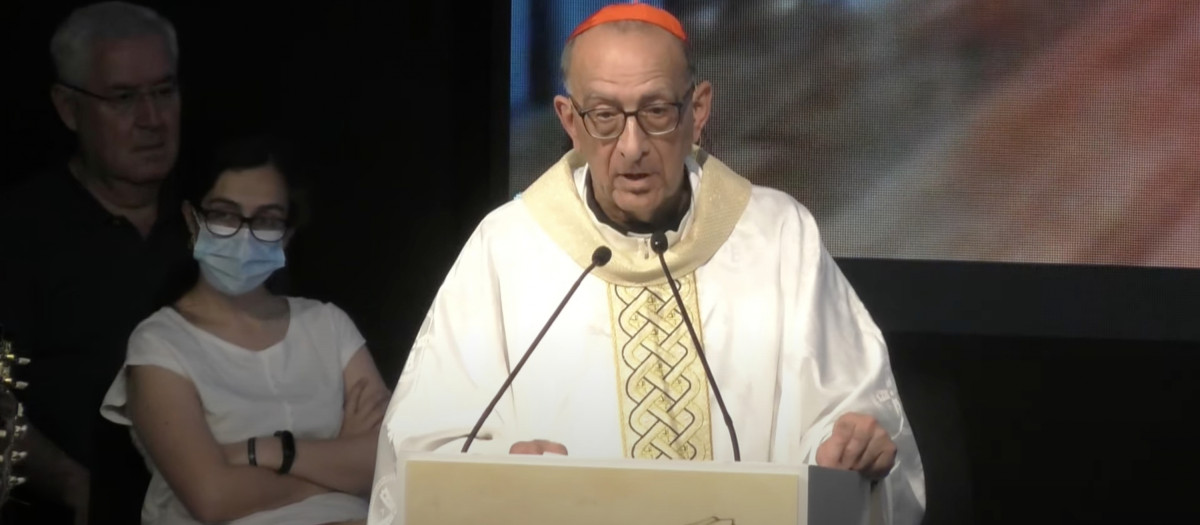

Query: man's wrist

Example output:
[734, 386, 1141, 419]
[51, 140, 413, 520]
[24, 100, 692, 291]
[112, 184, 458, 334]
[59, 465, 89, 507]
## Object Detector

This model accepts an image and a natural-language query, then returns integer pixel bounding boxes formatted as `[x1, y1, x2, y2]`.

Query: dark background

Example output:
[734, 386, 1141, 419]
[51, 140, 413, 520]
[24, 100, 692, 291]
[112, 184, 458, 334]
[2, 1, 1197, 524]
[2, 0, 509, 380]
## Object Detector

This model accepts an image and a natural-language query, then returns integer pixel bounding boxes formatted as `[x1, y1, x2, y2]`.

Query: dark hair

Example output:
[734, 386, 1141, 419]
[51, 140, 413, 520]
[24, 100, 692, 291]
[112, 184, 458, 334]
[160, 134, 308, 305]
[182, 134, 310, 230]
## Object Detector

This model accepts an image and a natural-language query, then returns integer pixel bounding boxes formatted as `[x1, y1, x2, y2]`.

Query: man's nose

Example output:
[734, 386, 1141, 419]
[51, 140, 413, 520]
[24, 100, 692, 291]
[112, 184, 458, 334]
[615, 114, 649, 160]
[133, 92, 164, 128]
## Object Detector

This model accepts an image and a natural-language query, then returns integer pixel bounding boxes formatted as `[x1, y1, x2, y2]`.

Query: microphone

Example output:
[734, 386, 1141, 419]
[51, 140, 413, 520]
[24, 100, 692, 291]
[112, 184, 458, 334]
[650, 231, 741, 461]
[462, 246, 613, 452]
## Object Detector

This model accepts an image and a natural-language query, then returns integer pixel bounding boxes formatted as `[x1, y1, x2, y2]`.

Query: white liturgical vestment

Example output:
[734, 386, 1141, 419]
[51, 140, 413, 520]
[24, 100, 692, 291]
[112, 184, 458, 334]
[368, 148, 926, 524]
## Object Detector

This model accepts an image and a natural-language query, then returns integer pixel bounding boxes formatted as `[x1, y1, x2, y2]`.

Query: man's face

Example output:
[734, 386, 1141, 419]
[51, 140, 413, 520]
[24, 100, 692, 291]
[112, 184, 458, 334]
[60, 34, 180, 185]
[554, 25, 712, 229]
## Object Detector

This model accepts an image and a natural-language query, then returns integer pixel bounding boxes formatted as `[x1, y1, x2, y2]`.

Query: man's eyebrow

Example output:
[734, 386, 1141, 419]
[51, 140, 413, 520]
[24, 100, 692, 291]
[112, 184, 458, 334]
[581, 93, 618, 106]
[107, 74, 177, 91]
[580, 89, 676, 107]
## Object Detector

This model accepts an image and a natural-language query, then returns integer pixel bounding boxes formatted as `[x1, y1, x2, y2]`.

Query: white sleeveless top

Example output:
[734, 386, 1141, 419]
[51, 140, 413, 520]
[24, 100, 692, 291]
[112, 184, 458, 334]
[101, 297, 369, 525]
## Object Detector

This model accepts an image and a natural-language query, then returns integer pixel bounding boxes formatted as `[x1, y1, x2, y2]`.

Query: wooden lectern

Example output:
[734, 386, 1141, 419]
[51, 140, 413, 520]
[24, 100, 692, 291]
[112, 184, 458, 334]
[377, 451, 878, 525]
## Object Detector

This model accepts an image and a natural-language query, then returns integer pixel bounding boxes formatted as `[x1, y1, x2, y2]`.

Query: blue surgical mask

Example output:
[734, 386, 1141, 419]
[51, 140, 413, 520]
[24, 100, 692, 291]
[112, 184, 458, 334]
[192, 217, 286, 296]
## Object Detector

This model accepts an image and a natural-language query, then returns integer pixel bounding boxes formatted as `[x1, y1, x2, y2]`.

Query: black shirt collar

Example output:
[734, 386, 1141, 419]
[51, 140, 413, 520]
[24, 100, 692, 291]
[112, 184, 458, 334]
[59, 162, 184, 231]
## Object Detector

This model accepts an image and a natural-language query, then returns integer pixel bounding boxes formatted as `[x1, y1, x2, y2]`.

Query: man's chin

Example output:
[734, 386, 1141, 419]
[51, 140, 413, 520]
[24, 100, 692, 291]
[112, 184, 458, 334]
[615, 191, 657, 210]
[614, 204, 654, 221]
[615, 208, 661, 228]
[114, 165, 172, 185]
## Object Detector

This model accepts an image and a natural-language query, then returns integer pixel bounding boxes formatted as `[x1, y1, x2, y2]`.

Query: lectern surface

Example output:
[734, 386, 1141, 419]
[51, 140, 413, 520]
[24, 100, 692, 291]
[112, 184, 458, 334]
[391, 452, 868, 525]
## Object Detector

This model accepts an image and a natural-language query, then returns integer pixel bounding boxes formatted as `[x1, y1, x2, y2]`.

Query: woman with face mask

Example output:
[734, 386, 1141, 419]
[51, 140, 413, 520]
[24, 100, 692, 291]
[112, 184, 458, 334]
[100, 135, 385, 525]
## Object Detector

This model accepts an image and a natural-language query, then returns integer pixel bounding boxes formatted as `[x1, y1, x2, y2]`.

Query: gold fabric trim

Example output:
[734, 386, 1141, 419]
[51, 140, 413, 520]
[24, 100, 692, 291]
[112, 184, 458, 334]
[610, 273, 713, 460]
[521, 147, 752, 287]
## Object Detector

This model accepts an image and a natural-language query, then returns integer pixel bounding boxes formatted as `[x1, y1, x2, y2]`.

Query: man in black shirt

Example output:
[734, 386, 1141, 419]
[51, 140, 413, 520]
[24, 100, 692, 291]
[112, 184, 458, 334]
[0, 3, 189, 523]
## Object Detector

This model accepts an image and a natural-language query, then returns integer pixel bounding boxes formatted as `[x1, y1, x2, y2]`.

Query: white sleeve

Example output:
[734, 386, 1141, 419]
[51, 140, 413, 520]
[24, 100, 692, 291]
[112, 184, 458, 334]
[367, 413, 403, 525]
[368, 222, 521, 523]
[99, 324, 190, 427]
[377, 220, 521, 449]
[778, 207, 926, 525]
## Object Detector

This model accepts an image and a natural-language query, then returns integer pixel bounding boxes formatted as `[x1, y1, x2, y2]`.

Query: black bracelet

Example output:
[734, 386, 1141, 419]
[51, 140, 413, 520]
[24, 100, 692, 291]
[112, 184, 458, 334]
[247, 437, 258, 466]
[274, 430, 295, 475]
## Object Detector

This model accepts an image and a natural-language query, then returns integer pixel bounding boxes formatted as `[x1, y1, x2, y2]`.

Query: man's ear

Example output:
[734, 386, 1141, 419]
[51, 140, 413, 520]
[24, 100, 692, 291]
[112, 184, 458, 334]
[50, 84, 80, 132]
[554, 94, 582, 151]
[690, 80, 713, 140]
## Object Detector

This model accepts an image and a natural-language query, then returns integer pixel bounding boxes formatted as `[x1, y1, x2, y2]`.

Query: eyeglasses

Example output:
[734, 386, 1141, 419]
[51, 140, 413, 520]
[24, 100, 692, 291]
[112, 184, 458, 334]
[58, 81, 179, 116]
[197, 208, 288, 242]
[571, 85, 696, 140]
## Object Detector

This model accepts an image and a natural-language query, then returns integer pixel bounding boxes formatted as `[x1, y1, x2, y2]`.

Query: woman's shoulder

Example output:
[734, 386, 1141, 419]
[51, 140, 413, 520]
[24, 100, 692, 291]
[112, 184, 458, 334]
[124, 306, 202, 365]
[129, 306, 191, 342]
[282, 297, 364, 358]
[285, 296, 352, 321]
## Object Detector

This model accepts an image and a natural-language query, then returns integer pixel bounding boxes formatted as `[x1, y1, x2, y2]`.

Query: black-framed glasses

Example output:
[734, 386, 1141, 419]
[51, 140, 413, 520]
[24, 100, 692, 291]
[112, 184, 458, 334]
[197, 208, 288, 242]
[58, 80, 179, 116]
[572, 84, 696, 140]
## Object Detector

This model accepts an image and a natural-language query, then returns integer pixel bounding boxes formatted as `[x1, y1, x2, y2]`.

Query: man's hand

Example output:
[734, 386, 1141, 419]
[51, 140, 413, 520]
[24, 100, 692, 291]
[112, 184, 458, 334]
[64, 469, 89, 525]
[509, 440, 568, 455]
[815, 412, 897, 480]
[17, 424, 90, 524]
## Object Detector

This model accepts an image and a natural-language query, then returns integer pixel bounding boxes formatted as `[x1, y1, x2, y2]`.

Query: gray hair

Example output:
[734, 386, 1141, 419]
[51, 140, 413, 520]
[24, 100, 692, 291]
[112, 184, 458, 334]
[50, 1, 178, 86]
[560, 20, 698, 95]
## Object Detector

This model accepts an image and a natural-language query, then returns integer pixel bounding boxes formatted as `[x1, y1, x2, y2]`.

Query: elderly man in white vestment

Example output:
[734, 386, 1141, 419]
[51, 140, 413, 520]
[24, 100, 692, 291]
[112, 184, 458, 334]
[368, 3, 925, 524]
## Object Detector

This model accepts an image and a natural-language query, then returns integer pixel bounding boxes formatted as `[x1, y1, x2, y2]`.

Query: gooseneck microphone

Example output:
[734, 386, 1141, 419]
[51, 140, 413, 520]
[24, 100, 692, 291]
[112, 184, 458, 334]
[462, 246, 613, 453]
[650, 231, 741, 461]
